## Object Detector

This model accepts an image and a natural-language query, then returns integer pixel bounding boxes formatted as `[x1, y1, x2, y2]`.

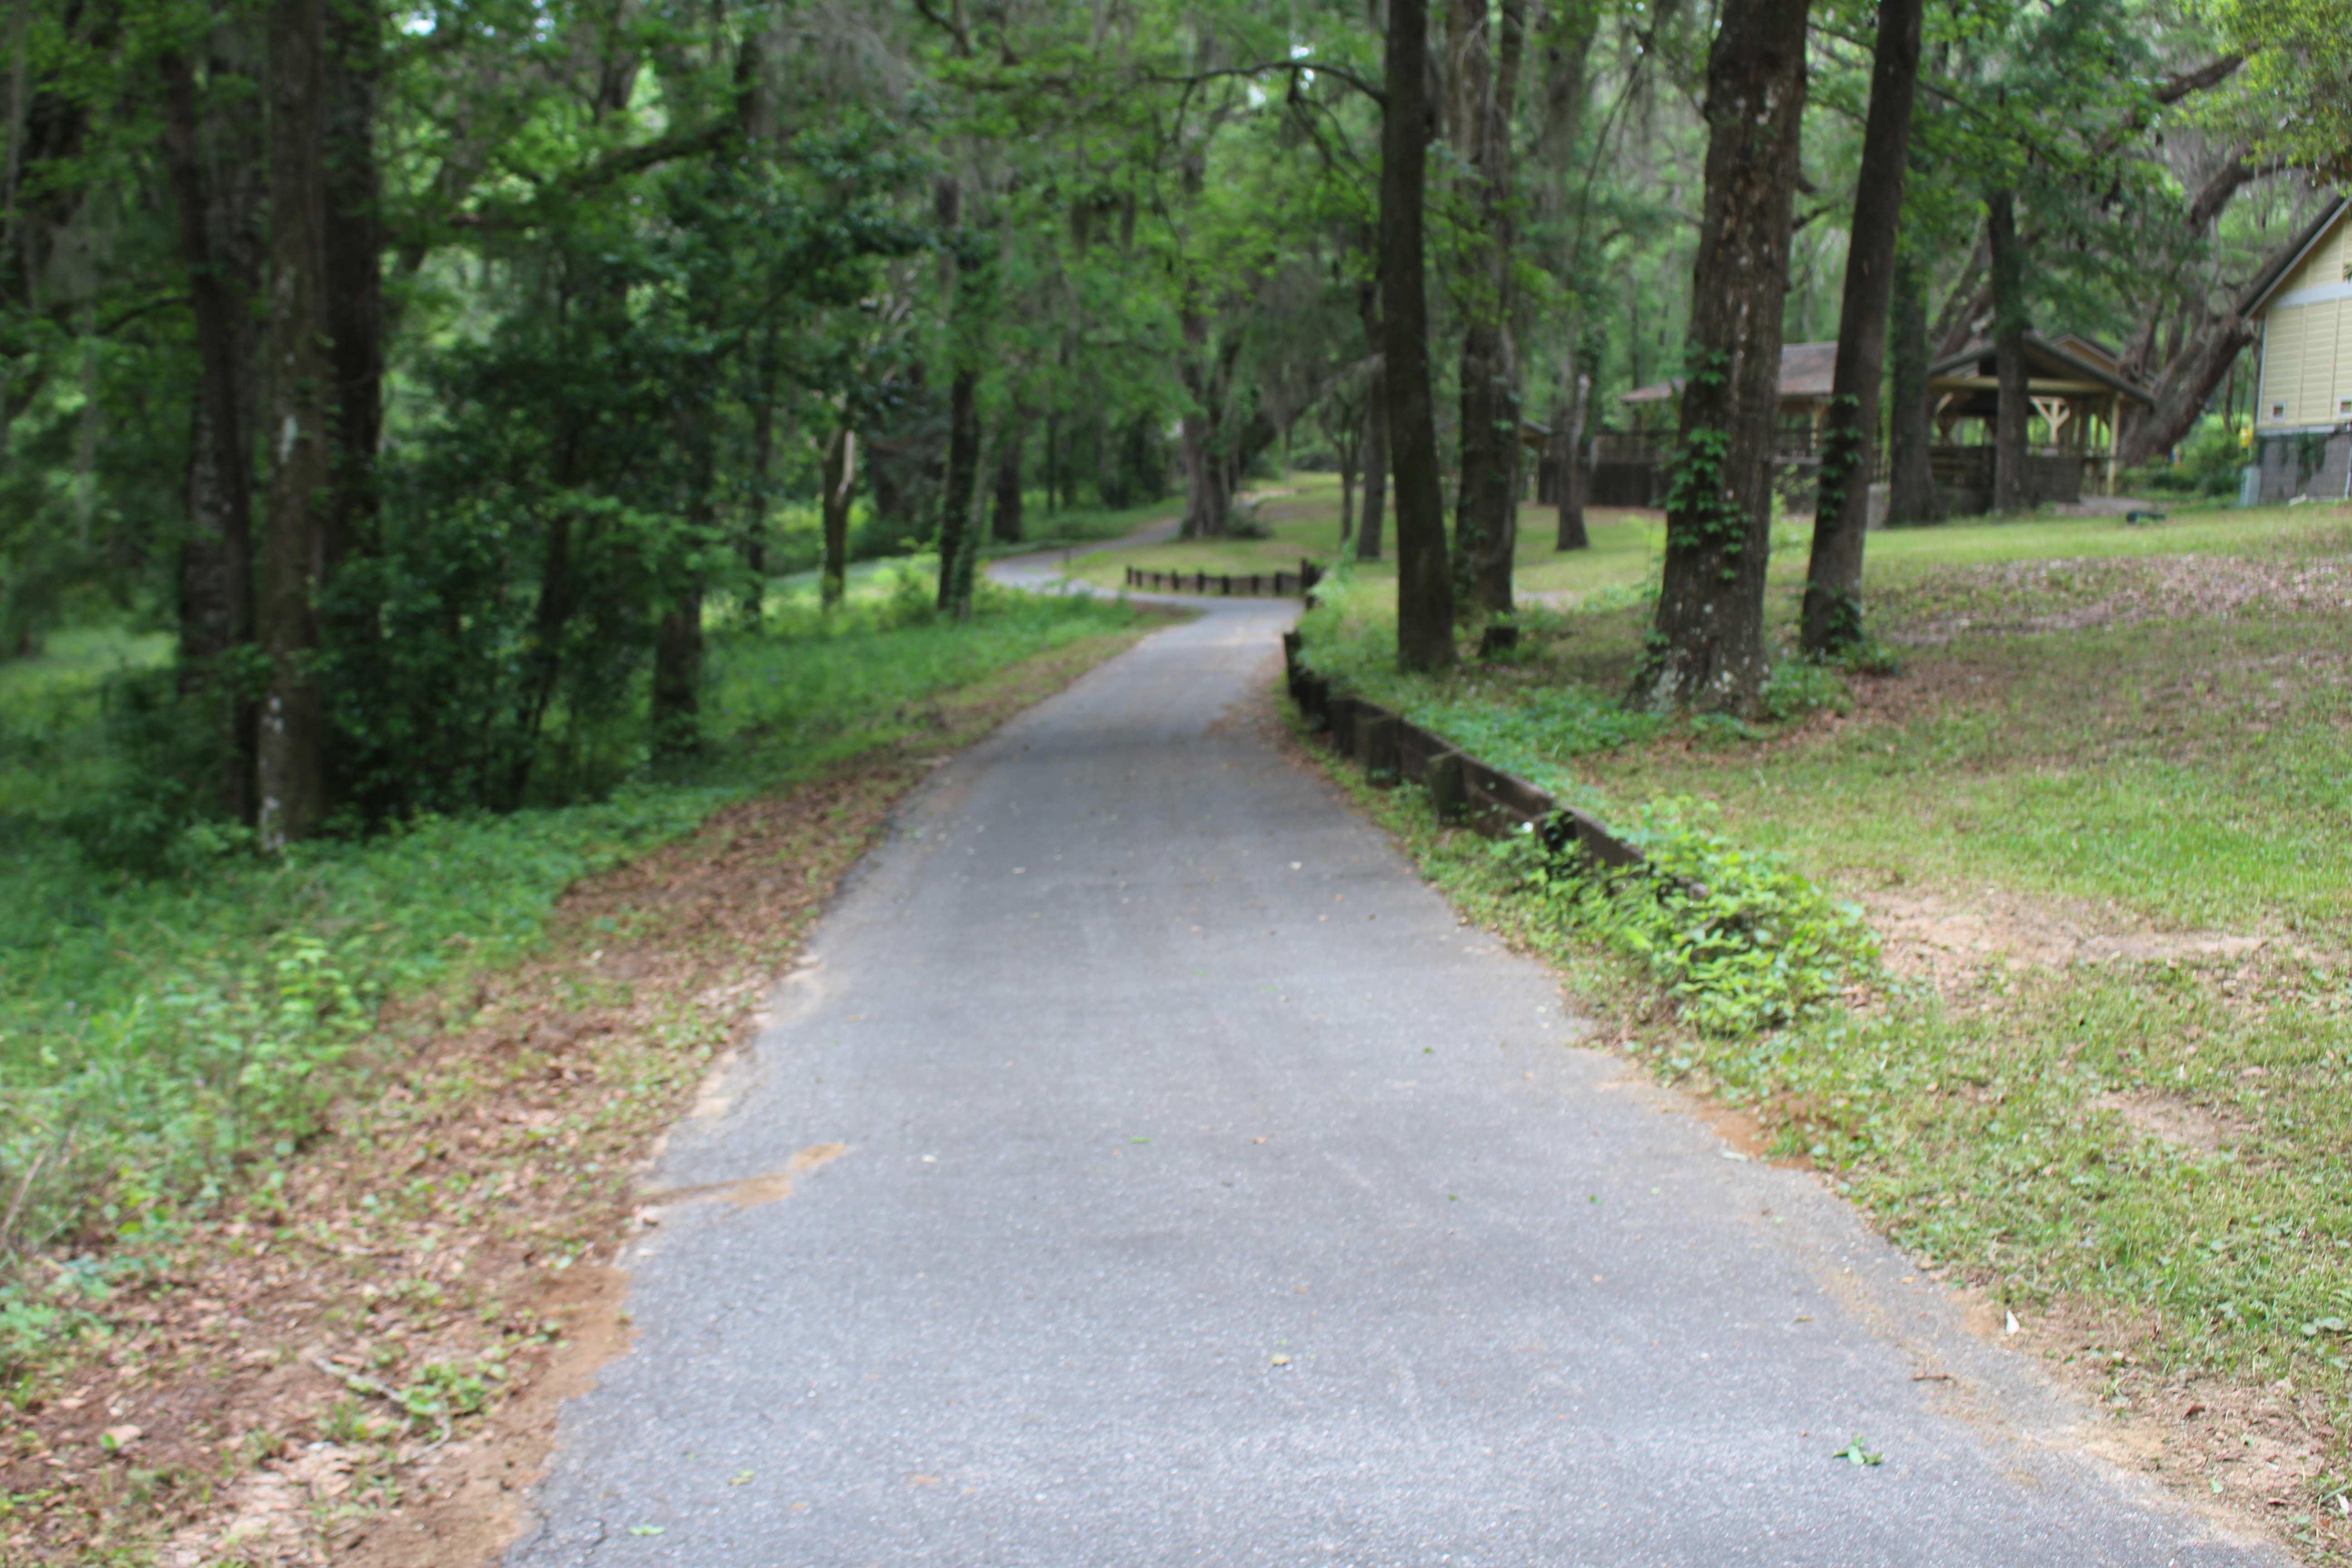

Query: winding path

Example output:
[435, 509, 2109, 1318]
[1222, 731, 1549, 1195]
[508, 586, 2278, 1566]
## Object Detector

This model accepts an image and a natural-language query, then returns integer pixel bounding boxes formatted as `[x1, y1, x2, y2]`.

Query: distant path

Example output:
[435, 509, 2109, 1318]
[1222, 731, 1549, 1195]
[988, 511, 1183, 597]
[509, 592, 2281, 1565]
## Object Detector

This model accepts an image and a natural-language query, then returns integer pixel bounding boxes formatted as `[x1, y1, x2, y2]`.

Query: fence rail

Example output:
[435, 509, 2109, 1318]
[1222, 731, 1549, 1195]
[1126, 560, 1325, 598]
[1280, 632, 1643, 871]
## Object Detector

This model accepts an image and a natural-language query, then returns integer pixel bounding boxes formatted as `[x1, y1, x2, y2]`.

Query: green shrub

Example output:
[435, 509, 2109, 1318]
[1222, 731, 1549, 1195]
[1500, 799, 1879, 1035]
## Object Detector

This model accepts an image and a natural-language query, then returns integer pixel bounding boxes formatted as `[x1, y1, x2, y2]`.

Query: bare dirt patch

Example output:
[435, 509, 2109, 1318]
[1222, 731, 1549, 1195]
[2095, 1093, 2247, 1156]
[1861, 885, 2277, 994]
[1883, 554, 2352, 647]
[7, 620, 1166, 1567]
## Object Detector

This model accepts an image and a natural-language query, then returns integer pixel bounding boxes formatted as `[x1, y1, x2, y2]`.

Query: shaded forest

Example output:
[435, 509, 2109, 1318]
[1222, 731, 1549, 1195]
[1, 0, 2344, 821]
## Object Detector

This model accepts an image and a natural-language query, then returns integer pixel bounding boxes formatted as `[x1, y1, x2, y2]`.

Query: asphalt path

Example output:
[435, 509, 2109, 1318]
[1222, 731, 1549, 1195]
[509, 584, 2281, 1567]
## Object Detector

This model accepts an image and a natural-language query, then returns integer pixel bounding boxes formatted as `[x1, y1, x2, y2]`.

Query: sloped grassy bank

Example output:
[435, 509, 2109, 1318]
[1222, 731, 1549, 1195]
[1292, 565, 2352, 1559]
[0, 580, 1137, 1293]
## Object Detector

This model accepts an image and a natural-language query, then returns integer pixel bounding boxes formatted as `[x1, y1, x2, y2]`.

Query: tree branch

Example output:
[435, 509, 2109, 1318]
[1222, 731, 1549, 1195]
[1143, 59, 1387, 108]
[2155, 55, 2243, 105]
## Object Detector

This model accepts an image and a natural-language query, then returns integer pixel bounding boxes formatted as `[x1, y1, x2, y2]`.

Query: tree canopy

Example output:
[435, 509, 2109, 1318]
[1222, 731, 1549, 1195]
[1, 0, 2341, 814]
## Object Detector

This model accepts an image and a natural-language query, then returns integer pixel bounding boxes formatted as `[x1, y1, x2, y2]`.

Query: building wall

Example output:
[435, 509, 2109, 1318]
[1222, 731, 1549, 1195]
[2257, 214, 2352, 431]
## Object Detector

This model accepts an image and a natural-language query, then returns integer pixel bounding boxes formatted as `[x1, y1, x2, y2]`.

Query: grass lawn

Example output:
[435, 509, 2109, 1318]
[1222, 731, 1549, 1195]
[1294, 497, 2352, 1560]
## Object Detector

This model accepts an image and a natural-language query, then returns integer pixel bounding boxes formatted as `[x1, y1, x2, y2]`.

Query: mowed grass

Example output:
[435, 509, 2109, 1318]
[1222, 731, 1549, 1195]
[1297, 499, 2352, 1539]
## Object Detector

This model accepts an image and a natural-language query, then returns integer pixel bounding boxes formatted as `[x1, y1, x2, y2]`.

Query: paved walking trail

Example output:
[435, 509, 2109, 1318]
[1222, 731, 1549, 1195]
[509, 584, 2278, 1566]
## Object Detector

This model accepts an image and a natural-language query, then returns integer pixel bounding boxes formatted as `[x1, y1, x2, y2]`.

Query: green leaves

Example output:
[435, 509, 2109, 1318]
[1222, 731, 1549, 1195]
[1504, 798, 1881, 1038]
[1830, 1436, 1885, 1466]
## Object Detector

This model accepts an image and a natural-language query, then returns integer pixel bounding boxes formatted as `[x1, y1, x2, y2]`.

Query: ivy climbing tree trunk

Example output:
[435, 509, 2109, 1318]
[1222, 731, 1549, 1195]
[1632, 0, 1809, 714]
[1988, 189, 2030, 514]
[1798, 0, 1920, 654]
[257, 0, 331, 847]
[1382, 0, 1455, 673]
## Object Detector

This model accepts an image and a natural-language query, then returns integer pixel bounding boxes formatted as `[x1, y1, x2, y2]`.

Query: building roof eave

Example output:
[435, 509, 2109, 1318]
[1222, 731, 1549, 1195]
[2240, 196, 2351, 318]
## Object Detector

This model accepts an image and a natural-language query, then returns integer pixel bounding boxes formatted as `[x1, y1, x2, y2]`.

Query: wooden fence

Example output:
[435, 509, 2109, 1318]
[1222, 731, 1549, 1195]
[1126, 560, 1325, 598]
[1281, 630, 1644, 871]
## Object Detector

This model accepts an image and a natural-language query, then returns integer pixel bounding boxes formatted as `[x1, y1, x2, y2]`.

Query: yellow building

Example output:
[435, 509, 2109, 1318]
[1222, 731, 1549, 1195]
[2247, 195, 2352, 501]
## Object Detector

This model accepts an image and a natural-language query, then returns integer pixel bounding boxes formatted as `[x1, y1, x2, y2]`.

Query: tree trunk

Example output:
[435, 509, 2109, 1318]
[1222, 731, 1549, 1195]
[2120, 316, 2254, 468]
[740, 326, 780, 621]
[1382, 0, 1454, 672]
[652, 382, 717, 760]
[320, 0, 380, 579]
[1633, 0, 1809, 714]
[1885, 242, 1938, 524]
[1178, 303, 1232, 538]
[821, 424, 855, 607]
[1453, 0, 1528, 617]
[257, 0, 331, 847]
[1357, 367, 1389, 562]
[1356, 280, 1388, 563]
[1554, 366, 1590, 549]
[651, 586, 703, 758]
[989, 418, 1024, 543]
[1338, 454, 1356, 546]
[161, 49, 258, 821]
[936, 365, 982, 615]
[1798, 0, 1920, 655]
[1988, 189, 2029, 514]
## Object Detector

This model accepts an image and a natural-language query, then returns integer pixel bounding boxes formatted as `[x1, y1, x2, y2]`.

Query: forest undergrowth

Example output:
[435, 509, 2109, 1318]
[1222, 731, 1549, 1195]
[1293, 502, 2352, 1563]
[0, 571, 1138, 1324]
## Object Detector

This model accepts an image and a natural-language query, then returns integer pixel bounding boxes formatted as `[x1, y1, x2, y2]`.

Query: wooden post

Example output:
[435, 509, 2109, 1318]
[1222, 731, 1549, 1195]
[1361, 713, 1401, 781]
[1427, 751, 1467, 823]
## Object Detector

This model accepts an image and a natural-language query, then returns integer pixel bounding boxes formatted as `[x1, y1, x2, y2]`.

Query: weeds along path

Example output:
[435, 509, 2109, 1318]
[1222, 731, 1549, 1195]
[4, 622, 1160, 1567]
[506, 591, 2283, 1567]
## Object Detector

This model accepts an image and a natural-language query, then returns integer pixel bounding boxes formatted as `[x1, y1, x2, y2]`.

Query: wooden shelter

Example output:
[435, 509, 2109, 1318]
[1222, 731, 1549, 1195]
[2243, 195, 2352, 502]
[1923, 333, 2154, 507]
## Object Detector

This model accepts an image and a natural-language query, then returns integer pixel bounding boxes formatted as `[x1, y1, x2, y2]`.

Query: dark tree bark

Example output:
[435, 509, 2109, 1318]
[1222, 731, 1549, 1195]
[1988, 189, 2030, 514]
[651, 584, 703, 757]
[739, 324, 781, 620]
[1356, 278, 1388, 563]
[320, 0, 380, 578]
[257, 0, 331, 847]
[1178, 299, 1241, 538]
[1453, 0, 1528, 617]
[1885, 241, 1940, 523]
[821, 424, 855, 607]
[1798, 0, 1921, 654]
[1382, 0, 1454, 672]
[160, 48, 257, 820]
[652, 386, 715, 759]
[931, 175, 985, 616]
[1632, 0, 1810, 713]
[1553, 365, 1590, 550]
[936, 365, 982, 614]
[1357, 367, 1389, 562]
[989, 417, 1024, 543]
[2120, 315, 2254, 467]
